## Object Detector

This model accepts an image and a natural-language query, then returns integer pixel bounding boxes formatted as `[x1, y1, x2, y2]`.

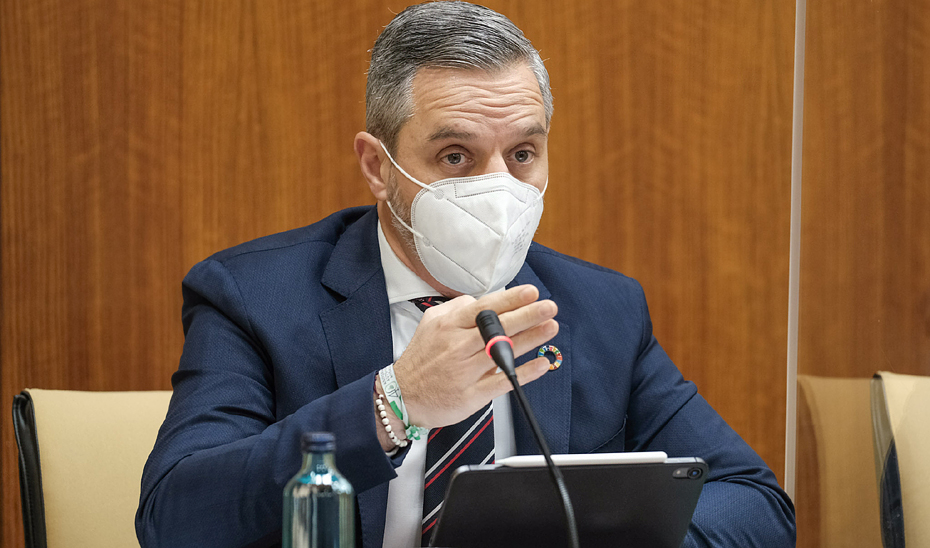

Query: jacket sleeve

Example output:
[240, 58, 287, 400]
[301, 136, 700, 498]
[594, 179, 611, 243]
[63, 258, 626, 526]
[624, 283, 796, 547]
[135, 258, 400, 548]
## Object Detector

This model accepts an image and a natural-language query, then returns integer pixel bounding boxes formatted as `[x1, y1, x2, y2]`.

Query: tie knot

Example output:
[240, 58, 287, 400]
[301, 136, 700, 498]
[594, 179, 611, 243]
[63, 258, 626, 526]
[409, 296, 451, 312]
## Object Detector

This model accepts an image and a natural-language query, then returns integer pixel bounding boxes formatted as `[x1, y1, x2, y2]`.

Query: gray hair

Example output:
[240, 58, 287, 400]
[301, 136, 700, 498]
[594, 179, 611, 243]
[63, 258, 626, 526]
[366, 1, 553, 153]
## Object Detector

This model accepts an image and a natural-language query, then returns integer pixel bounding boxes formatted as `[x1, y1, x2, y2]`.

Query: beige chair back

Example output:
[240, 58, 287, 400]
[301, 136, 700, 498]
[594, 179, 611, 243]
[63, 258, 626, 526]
[25, 389, 172, 548]
[796, 375, 882, 547]
[872, 371, 930, 548]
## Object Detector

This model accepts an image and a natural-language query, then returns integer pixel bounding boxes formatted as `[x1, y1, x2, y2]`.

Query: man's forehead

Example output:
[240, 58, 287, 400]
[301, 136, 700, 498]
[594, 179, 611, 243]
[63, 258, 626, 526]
[409, 64, 542, 101]
[403, 65, 548, 141]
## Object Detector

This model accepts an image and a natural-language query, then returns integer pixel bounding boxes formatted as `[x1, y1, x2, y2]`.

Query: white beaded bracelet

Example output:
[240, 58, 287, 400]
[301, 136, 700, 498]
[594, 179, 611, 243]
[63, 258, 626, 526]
[379, 364, 429, 441]
[375, 391, 408, 448]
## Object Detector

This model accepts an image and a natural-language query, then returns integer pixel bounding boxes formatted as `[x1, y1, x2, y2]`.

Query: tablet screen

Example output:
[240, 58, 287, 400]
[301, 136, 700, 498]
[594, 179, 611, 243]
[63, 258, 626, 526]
[431, 455, 707, 548]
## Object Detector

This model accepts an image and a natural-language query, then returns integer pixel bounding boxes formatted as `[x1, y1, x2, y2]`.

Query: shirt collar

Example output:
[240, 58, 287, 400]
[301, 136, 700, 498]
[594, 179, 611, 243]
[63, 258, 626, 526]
[377, 218, 442, 305]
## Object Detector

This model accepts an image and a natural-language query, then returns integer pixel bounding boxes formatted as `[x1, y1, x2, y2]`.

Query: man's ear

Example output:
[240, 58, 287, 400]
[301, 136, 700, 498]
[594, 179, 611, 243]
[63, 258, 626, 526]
[355, 132, 389, 202]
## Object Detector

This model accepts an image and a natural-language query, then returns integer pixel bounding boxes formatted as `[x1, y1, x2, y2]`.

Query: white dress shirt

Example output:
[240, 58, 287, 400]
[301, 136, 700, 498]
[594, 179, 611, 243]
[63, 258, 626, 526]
[377, 221, 516, 548]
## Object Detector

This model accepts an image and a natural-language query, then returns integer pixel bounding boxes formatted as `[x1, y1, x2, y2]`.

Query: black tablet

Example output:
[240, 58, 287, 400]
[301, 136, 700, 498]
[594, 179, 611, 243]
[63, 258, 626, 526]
[430, 452, 707, 548]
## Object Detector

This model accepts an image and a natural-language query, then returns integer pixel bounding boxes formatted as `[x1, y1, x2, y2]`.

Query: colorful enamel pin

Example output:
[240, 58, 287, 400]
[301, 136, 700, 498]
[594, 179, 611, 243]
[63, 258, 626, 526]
[537, 344, 563, 370]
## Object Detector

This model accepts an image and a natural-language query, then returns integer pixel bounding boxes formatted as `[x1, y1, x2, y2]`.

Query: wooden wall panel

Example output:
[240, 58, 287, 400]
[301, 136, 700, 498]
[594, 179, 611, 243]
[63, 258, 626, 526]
[175, 1, 381, 267]
[2, 1, 795, 545]
[795, 1, 930, 544]
[799, 0, 930, 380]
[507, 0, 795, 482]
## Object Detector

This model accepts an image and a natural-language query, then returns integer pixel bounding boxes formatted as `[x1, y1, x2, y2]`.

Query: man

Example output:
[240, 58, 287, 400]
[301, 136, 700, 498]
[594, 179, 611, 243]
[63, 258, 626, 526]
[137, 2, 795, 547]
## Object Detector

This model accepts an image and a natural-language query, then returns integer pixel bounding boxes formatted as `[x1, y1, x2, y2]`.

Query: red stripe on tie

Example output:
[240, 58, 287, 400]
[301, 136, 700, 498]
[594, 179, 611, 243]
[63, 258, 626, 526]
[424, 416, 493, 489]
[484, 335, 513, 358]
[422, 517, 438, 535]
[428, 427, 443, 442]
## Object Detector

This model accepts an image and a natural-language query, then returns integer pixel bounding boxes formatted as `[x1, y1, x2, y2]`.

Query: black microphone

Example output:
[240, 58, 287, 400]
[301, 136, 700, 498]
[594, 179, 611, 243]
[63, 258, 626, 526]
[475, 310, 580, 548]
[476, 309, 516, 378]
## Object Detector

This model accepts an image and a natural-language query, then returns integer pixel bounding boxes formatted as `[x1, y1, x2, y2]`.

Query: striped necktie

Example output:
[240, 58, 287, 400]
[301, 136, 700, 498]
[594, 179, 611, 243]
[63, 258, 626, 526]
[409, 296, 449, 311]
[409, 296, 496, 546]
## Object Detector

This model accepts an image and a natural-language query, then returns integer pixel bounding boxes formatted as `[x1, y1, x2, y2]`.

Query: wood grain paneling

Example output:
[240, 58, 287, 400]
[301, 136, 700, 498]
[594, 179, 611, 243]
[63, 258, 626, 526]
[799, 0, 930, 381]
[796, 0, 930, 544]
[1, 0, 185, 542]
[2, 1, 795, 545]
[512, 0, 795, 481]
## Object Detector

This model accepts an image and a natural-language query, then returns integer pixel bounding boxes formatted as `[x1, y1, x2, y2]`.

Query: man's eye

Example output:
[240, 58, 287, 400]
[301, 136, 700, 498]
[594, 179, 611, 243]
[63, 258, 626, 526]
[514, 150, 532, 163]
[445, 153, 463, 165]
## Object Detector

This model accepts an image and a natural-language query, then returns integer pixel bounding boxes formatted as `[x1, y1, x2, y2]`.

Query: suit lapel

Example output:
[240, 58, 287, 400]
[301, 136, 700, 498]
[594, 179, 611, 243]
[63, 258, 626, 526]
[320, 209, 393, 389]
[319, 208, 392, 548]
[318, 221, 574, 545]
[509, 260, 573, 455]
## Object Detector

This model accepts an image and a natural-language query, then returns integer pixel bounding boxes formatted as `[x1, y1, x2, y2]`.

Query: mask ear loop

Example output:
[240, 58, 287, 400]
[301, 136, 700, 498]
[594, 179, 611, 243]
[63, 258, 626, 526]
[379, 141, 430, 240]
[384, 199, 426, 241]
[379, 141, 436, 193]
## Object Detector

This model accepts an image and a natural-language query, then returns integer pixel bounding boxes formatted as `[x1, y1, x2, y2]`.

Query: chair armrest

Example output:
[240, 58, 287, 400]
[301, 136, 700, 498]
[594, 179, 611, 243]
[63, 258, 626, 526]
[13, 390, 47, 548]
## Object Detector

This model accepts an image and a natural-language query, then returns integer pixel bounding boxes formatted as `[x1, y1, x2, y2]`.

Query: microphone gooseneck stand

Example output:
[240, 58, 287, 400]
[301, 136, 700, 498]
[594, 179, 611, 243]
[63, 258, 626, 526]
[475, 310, 580, 548]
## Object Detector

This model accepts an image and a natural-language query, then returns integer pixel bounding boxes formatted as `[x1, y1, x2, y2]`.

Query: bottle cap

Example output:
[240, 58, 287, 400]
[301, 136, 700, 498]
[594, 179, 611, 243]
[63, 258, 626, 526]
[301, 431, 336, 453]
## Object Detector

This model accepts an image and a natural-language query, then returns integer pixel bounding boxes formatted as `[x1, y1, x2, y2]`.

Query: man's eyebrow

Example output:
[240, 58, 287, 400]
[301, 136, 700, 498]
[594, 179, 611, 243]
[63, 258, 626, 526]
[427, 128, 476, 142]
[521, 124, 548, 138]
[426, 125, 548, 142]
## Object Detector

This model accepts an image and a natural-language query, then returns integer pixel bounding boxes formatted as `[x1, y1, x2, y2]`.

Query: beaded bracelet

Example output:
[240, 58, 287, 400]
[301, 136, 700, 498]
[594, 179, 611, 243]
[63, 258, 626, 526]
[378, 364, 429, 441]
[375, 390, 407, 448]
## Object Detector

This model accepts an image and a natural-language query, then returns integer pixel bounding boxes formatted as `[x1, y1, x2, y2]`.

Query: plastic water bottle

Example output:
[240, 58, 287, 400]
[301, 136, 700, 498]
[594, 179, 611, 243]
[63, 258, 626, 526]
[283, 432, 355, 548]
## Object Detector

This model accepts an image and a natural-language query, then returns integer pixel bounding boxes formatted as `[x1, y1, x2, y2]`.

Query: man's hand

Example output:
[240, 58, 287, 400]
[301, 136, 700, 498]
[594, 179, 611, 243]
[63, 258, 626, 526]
[393, 284, 558, 429]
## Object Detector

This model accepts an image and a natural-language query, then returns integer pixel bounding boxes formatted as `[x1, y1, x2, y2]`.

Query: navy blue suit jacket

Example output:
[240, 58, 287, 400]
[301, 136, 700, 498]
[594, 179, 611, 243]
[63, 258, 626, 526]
[136, 206, 794, 547]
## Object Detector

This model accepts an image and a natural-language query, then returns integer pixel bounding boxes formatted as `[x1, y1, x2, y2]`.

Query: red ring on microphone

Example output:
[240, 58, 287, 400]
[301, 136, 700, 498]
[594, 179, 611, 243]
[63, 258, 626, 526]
[485, 335, 513, 358]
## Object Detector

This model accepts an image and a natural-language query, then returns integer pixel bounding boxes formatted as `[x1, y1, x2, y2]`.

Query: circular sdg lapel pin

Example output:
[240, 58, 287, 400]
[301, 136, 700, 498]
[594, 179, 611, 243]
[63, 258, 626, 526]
[537, 345, 563, 370]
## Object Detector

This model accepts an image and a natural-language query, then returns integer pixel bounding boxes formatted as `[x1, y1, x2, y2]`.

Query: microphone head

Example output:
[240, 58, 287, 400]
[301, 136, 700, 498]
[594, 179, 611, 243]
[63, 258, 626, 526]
[476, 309, 505, 343]
[476, 309, 516, 377]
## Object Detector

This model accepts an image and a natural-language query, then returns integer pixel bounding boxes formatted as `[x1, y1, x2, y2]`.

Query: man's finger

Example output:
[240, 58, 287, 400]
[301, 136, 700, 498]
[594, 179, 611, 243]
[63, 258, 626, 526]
[421, 294, 475, 320]
[497, 299, 558, 338]
[453, 285, 540, 327]
[508, 319, 560, 358]
[513, 356, 553, 386]
[457, 299, 557, 361]
[477, 356, 551, 398]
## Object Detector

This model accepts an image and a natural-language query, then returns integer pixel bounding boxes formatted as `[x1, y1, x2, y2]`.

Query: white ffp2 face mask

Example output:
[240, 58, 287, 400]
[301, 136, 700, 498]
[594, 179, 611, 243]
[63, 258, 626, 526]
[380, 142, 546, 296]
